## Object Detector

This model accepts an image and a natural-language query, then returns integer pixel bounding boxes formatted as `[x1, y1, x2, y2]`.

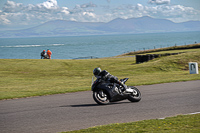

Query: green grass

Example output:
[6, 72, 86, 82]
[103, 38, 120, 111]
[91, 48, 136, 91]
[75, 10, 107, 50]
[0, 45, 200, 100]
[120, 43, 200, 56]
[63, 114, 200, 133]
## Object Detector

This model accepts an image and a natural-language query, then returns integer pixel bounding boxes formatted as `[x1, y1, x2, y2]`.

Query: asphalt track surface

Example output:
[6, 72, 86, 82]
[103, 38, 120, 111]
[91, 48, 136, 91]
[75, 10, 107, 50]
[1, 80, 200, 133]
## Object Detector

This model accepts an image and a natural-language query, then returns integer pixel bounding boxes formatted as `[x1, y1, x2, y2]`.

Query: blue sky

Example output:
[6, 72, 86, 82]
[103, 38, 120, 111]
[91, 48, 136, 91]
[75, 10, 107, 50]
[0, 0, 200, 30]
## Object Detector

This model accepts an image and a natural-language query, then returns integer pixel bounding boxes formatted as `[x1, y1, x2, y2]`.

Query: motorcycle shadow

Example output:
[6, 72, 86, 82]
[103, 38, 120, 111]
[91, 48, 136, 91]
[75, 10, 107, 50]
[59, 104, 98, 108]
[60, 101, 131, 108]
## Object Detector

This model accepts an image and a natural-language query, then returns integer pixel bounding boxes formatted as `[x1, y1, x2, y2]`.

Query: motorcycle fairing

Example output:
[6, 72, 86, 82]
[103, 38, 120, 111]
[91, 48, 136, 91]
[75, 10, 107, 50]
[93, 81, 128, 102]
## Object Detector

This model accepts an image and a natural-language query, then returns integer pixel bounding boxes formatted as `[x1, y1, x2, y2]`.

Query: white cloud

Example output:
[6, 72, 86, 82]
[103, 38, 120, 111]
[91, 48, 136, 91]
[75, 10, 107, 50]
[39, 0, 57, 9]
[105, 3, 200, 23]
[144, 4, 200, 22]
[0, 13, 11, 25]
[81, 2, 97, 8]
[148, 0, 170, 5]
[136, 4, 144, 11]
[0, 0, 200, 28]
[3, 0, 23, 13]
[83, 12, 96, 18]
[27, 0, 59, 13]
[0, 0, 99, 26]
[61, 7, 70, 15]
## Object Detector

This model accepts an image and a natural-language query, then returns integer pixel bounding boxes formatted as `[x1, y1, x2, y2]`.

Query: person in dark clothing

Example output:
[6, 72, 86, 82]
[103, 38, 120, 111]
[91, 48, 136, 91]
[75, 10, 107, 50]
[41, 50, 45, 59]
[93, 67, 127, 92]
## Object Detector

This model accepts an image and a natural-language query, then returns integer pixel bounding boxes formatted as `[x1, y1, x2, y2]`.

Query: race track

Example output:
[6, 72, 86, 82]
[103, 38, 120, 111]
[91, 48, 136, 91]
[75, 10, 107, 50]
[1, 80, 200, 133]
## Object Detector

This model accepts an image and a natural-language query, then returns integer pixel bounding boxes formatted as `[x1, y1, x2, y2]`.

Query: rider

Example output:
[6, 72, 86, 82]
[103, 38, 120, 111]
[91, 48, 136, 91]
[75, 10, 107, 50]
[93, 67, 127, 93]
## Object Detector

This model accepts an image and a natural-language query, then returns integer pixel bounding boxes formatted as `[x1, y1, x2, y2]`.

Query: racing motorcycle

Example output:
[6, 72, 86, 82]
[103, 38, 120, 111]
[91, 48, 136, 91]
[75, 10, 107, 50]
[91, 77, 141, 105]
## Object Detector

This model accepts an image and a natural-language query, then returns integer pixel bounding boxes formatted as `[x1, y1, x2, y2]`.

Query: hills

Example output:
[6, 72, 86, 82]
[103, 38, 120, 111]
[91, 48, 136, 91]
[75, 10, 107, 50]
[0, 16, 200, 38]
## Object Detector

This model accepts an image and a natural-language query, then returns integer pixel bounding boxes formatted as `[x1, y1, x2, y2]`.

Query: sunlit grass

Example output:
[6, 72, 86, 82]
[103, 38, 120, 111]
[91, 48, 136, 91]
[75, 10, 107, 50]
[0, 47, 200, 100]
[63, 114, 200, 133]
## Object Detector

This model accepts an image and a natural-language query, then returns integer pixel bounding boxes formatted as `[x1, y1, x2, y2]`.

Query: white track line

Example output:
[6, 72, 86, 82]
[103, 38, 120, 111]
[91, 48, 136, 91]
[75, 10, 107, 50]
[158, 112, 200, 120]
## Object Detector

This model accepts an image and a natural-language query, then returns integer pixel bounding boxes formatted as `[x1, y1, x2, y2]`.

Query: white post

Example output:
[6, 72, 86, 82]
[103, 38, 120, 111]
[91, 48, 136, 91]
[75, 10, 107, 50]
[189, 62, 199, 74]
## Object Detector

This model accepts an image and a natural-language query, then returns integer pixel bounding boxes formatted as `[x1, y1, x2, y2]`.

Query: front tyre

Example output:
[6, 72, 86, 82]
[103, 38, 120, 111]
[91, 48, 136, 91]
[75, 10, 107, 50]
[93, 90, 110, 105]
[127, 86, 141, 102]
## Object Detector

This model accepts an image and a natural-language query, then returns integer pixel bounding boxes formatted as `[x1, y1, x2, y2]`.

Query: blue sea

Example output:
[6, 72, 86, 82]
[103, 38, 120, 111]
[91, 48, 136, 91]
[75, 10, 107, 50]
[0, 31, 200, 59]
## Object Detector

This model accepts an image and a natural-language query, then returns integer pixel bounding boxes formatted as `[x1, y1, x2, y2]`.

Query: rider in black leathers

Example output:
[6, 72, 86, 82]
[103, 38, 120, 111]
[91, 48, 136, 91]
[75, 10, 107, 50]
[93, 67, 127, 92]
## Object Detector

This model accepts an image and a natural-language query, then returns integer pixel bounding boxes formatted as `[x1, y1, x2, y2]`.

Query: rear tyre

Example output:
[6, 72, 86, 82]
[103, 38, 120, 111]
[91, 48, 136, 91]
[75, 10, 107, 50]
[127, 86, 141, 102]
[93, 90, 110, 105]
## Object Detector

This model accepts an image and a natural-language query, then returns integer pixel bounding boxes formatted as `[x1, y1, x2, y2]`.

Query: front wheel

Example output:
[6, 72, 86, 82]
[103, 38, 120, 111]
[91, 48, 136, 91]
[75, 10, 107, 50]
[93, 90, 110, 105]
[127, 86, 141, 102]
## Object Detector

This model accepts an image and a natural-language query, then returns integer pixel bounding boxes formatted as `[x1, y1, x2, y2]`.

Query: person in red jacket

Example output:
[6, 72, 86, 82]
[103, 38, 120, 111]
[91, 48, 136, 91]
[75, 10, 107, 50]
[47, 49, 52, 59]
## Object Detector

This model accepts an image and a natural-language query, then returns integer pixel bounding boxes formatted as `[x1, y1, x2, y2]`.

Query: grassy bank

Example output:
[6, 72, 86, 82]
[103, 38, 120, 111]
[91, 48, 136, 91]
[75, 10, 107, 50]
[0, 44, 200, 100]
[64, 114, 200, 133]
[120, 43, 200, 56]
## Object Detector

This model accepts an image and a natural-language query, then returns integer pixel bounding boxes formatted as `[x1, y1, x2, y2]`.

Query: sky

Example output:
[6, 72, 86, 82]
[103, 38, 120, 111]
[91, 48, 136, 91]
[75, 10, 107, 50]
[0, 0, 200, 30]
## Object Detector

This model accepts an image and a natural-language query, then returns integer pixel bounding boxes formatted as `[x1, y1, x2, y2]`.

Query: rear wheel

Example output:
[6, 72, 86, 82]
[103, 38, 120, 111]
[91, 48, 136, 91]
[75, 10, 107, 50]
[93, 90, 110, 105]
[127, 86, 141, 102]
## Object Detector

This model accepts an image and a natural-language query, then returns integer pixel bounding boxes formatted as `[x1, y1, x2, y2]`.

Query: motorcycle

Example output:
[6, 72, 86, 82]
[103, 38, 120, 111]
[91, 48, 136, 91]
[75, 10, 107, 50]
[91, 77, 141, 105]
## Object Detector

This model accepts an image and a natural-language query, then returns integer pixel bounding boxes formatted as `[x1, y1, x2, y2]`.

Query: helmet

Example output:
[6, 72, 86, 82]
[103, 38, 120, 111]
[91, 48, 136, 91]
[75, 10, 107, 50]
[93, 67, 101, 76]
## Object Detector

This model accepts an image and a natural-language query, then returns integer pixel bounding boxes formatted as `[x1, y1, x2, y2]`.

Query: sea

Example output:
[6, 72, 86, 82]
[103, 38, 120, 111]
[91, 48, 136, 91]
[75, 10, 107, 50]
[0, 31, 200, 59]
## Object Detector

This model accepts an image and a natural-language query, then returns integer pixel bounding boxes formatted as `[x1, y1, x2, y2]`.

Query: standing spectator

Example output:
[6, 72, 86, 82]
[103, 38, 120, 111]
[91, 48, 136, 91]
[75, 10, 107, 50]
[47, 49, 52, 59]
[40, 50, 45, 59]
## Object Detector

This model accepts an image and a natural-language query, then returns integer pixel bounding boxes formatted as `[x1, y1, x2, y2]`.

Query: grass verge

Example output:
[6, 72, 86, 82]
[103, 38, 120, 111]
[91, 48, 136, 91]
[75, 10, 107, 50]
[0, 44, 200, 100]
[120, 43, 200, 56]
[63, 114, 200, 133]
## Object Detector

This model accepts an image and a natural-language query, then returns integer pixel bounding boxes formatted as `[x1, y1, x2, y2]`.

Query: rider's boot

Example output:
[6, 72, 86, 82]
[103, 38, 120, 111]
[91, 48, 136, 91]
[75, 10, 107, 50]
[118, 81, 127, 93]
[116, 80, 128, 94]
[122, 84, 127, 92]
[119, 82, 133, 93]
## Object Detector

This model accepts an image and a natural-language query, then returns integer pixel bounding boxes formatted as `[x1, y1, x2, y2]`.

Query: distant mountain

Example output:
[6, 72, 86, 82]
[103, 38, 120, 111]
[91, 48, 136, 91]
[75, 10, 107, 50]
[98, 16, 200, 33]
[0, 16, 200, 38]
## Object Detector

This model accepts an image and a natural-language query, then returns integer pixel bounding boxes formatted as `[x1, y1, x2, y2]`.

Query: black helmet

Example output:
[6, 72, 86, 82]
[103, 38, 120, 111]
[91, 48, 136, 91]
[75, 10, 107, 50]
[93, 67, 101, 76]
